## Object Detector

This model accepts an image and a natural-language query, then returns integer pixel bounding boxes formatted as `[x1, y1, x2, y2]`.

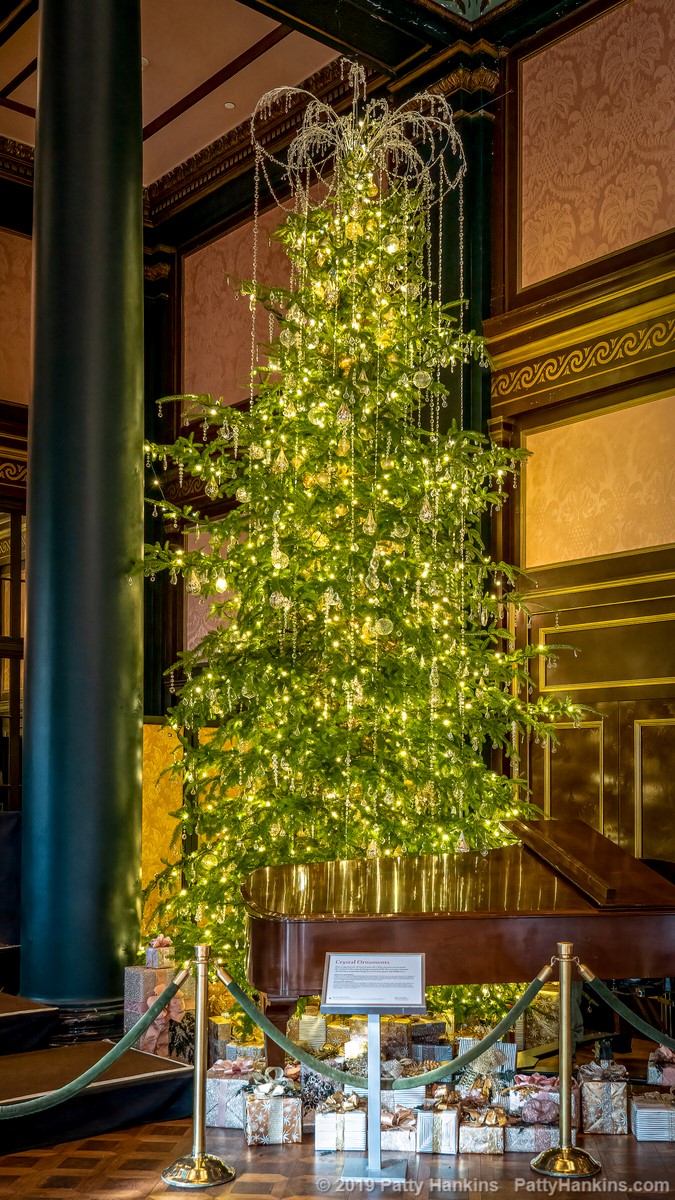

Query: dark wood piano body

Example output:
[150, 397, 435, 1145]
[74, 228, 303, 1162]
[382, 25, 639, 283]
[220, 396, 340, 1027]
[241, 820, 675, 1063]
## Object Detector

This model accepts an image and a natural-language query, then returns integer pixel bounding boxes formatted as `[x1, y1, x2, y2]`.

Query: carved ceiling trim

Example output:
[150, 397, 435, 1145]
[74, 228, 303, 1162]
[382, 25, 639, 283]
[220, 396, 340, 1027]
[0, 134, 33, 184]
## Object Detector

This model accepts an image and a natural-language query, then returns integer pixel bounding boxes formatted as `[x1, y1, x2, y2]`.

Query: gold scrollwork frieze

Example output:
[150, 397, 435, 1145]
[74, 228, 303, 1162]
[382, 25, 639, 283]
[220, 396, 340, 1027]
[492, 317, 675, 402]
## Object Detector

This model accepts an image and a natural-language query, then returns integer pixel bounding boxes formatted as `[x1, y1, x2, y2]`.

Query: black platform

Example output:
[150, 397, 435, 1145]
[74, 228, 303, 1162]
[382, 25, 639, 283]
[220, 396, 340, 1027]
[0, 1041, 193, 1153]
[0, 991, 59, 1055]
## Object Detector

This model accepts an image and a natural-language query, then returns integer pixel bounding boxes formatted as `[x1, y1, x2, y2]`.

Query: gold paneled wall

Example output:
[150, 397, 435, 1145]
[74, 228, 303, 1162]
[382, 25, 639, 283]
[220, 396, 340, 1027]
[142, 723, 182, 899]
[524, 397, 675, 568]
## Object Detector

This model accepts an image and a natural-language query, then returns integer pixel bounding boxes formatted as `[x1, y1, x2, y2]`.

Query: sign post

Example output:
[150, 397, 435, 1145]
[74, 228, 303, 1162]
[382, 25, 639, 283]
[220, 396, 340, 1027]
[321, 952, 426, 1184]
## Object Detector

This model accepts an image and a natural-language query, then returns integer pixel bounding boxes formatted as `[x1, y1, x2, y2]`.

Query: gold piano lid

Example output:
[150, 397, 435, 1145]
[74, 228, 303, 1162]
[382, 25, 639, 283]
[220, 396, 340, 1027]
[241, 819, 675, 921]
[241, 841, 588, 921]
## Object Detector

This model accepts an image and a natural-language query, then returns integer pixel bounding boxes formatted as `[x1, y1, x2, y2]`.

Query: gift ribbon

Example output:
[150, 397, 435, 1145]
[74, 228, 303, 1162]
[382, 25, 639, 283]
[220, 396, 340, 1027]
[141, 986, 185, 1056]
[521, 1095, 559, 1125]
[149, 934, 173, 948]
[463, 1105, 508, 1128]
[513, 1072, 557, 1090]
[319, 1091, 367, 1114]
[250, 1066, 298, 1097]
[212, 1057, 256, 1076]
[578, 1061, 628, 1082]
[638, 1089, 675, 1105]
[381, 1106, 416, 1130]
[653, 1046, 675, 1066]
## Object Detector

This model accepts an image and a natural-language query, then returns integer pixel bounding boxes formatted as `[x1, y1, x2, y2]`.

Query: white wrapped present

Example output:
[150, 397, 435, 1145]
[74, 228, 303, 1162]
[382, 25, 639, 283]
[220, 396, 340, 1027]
[380, 1105, 417, 1152]
[416, 1104, 459, 1154]
[315, 1095, 367, 1151]
[457, 1037, 517, 1074]
[298, 1013, 327, 1049]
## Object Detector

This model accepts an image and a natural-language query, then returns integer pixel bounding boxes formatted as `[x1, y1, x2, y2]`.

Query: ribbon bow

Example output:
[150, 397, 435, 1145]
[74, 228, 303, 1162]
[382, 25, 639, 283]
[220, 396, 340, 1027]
[578, 1060, 628, 1082]
[381, 1106, 416, 1130]
[513, 1072, 557, 1090]
[639, 1089, 675, 1106]
[284, 1063, 301, 1082]
[211, 1057, 256, 1077]
[464, 1105, 507, 1128]
[250, 1066, 298, 1097]
[149, 934, 173, 948]
[654, 1045, 675, 1066]
[319, 1091, 367, 1114]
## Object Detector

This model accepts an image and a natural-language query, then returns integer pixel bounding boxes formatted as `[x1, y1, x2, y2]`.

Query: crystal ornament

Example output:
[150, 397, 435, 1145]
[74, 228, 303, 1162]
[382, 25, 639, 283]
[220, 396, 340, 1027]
[215, 576, 228, 593]
[456, 833, 469, 853]
[413, 369, 432, 388]
[205, 478, 219, 499]
[337, 402, 352, 425]
[419, 495, 434, 522]
[272, 448, 289, 474]
[375, 617, 393, 636]
[362, 509, 376, 535]
[235, 487, 249, 503]
[250, 443, 265, 459]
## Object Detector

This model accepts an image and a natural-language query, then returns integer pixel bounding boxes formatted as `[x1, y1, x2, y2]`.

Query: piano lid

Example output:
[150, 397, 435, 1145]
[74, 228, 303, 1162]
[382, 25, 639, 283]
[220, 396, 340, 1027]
[241, 820, 675, 922]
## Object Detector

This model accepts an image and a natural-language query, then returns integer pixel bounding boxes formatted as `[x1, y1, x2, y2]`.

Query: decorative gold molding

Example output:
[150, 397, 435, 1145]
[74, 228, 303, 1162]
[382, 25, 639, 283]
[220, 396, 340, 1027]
[0, 135, 33, 186]
[492, 315, 675, 405]
[144, 261, 172, 282]
[543, 720, 604, 831]
[145, 60, 386, 226]
[429, 63, 500, 95]
[634, 718, 675, 856]
[0, 458, 27, 486]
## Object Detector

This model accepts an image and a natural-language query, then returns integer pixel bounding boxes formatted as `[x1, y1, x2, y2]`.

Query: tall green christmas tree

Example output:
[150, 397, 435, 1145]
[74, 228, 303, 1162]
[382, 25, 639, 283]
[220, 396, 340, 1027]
[144, 67, 583, 980]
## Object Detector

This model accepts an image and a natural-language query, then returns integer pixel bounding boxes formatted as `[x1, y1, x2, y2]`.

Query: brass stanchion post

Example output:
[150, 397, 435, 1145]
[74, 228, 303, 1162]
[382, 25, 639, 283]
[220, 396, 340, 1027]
[162, 945, 236, 1189]
[531, 941, 601, 1179]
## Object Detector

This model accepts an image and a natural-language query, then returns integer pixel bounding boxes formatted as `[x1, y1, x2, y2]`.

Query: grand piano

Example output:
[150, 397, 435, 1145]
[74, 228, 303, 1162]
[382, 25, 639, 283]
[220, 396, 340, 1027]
[242, 819, 675, 1064]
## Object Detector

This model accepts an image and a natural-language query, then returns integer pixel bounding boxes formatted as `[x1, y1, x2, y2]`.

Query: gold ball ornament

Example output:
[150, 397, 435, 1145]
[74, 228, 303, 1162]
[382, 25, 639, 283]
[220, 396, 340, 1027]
[303, 473, 315, 488]
[345, 221, 363, 242]
[334, 503, 348, 517]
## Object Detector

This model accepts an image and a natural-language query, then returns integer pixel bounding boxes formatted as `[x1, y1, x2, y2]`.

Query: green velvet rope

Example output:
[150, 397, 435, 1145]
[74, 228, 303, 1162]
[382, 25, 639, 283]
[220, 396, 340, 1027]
[0, 978, 184, 1119]
[217, 968, 546, 1091]
[585, 975, 675, 1053]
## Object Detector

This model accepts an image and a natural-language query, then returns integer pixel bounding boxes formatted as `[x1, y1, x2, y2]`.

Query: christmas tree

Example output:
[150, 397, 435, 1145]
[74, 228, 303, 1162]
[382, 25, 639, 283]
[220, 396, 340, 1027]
[144, 67, 583, 978]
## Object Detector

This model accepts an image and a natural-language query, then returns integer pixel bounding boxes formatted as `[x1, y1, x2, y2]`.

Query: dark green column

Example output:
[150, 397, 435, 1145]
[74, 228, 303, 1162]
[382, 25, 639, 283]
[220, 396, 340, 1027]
[21, 0, 144, 1026]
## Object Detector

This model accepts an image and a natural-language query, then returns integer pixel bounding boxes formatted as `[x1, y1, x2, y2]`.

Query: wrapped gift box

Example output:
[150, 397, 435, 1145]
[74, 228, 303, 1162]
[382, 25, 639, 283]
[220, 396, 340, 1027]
[578, 1062, 628, 1134]
[124, 965, 174, 1013]
[168, 1011, 195, 1064]
[416, 1105, 459, 1154]
[346, 1083, 427, 1111]
[380, 1106, 417, 1152]
[647, 1048, 675, 1086]
[350, 1016, 368, 1037]
[502, 1074, 580, 1127]
[412, 1041, 453, 1063]
[298, 1014, 327, 1049]
[458, 1123, 505, 1154]
[631, 1094, 675, 1141]
[315, 1096, 367, 1152]
[209, 1016, 232, 1066]
[145, 937, 175, 970]
[412, 1019, 447, 1045]
[505, 1124, 576, 1153]
[525, 987, 559, 1048]
[226, 1041, 265, 1064]
[457, 1037, 517, 1075]
[245, 1092, 302, 1145]
[206, 1059, 257, 1128]
[287, 1015, 300, 1045]
[326, 1021, 350, 1046]
[301, 1055, 346, 1123]
[381, 1017, 412, 1060]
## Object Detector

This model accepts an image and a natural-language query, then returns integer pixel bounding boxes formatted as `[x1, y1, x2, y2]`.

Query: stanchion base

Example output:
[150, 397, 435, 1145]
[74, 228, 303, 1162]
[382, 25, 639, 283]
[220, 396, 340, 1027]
[531, 1146, 601, 1179]
[342, 1157, 407, 1183]
[161, 1153, 236, 1189]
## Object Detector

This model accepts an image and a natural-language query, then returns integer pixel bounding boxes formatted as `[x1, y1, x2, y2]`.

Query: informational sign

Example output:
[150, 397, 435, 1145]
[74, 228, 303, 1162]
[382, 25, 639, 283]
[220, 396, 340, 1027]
[321, 952, 426, 1015]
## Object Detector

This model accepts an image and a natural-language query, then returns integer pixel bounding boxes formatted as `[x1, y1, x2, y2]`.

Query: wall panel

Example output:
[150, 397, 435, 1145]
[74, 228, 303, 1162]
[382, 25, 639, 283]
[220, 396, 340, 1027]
[0, 230, 31, 406]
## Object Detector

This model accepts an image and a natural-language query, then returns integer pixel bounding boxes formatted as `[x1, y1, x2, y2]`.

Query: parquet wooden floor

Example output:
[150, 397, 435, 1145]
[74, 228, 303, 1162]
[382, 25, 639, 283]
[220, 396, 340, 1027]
[1, 1120, 674, 1199]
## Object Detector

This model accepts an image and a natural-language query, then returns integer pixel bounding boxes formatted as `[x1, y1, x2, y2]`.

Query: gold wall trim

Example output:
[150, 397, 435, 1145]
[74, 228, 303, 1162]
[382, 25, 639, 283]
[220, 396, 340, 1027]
[538, 612, 675, 693]
[543, 720, 604, 831]
[525, 571, 675, 601]
[492, 315, 675, 403]
[634, 718, 675, 857]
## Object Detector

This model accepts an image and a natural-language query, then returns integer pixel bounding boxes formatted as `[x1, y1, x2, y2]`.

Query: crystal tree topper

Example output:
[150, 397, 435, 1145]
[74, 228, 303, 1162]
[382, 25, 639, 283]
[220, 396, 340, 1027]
[144, 62, 583, 973]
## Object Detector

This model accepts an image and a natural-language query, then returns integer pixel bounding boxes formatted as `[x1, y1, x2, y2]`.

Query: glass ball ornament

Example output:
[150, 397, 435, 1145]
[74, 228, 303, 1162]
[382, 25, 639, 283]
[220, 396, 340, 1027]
[271, 548, 289, 569]
[375, 617, 393, 636]
[235, 486, 249, 503]
[215, 576, 228, 593]
[345, 221, 363, 241]
[413, 369, 432, 389]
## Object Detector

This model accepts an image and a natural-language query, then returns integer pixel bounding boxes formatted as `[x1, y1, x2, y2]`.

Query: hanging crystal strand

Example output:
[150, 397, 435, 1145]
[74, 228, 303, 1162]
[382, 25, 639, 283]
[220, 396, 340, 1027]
[458, 175, 465, 432]
[248, 149, 262, 540]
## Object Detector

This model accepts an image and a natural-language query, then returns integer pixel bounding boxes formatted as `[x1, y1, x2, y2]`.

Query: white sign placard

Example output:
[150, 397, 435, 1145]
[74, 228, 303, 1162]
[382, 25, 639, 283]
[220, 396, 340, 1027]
[321, 952, 426, 1015]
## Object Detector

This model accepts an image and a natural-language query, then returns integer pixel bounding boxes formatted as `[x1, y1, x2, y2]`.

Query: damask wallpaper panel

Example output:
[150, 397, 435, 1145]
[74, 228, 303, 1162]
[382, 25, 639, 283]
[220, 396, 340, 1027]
[142, 723, 182, 898]
[0, 230, 32, 405]
[524, 396, 675, 567]
[182, 204, 290, 405]
[520, 0, 675, 288]
[184, 528, 232, 652]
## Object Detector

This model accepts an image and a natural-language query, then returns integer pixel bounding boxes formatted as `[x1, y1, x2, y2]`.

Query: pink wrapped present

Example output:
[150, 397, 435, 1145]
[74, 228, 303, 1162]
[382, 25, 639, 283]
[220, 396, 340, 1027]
[505, 1123, 577, 1153]
[145, 934, 174, 969]
[578, 1061, 628, 1134]
[648, 1046, 675, 1086]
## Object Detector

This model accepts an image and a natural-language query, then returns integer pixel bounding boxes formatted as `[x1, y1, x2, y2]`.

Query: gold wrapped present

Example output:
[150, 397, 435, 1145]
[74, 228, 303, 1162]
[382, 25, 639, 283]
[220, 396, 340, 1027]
[380, 1105, 417, 1152]
[287, 1015, 300, 1044]
[208, 1016, 232, 1066]
[350, 1016, 368, 1037]
[525, 986, 559, 1048]
[244, 1068, 302, 1145]
[381, 1016, 412, 1060]
[298, 1014, 327, 1048]
[326, 1021, 350, 1045]
[578, 1062, 628, 1134]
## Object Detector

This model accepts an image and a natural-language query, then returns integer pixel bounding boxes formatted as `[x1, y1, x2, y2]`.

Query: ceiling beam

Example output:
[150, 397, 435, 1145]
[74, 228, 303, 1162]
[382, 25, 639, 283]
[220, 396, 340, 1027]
[0, 0, 36, 48]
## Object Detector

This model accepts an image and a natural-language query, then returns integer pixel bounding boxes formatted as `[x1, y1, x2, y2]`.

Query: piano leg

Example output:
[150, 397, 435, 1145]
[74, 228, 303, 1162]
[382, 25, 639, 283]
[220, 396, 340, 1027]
[263, 995, 298, 1067]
